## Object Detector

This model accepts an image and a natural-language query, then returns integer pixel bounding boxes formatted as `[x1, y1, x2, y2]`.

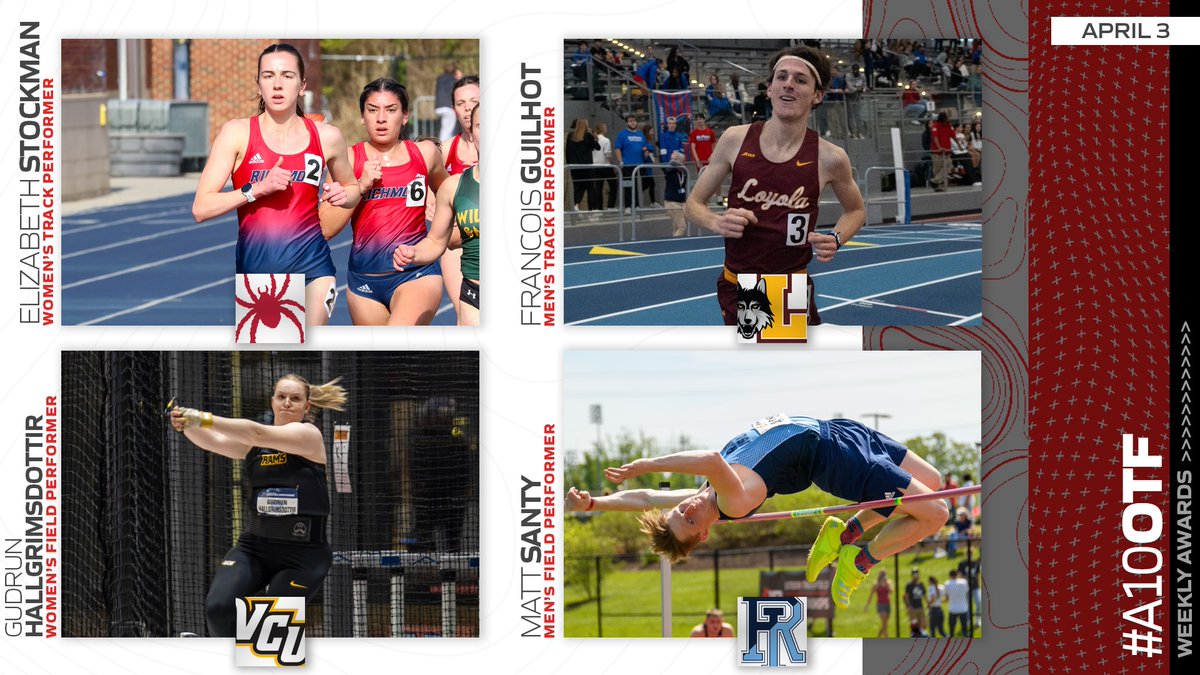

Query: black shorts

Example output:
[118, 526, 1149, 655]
[460, 278, 480, 309]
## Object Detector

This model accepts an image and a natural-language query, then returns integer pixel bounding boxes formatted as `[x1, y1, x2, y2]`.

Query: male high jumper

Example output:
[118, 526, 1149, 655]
[567, 415, 947, 608]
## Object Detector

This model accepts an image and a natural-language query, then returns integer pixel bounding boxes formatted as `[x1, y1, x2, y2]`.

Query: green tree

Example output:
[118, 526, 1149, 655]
[565, 431, 705, 493]
[904, 432, 980, 481]
[564, 517, 616, 600]
[317, 39, 479, 139]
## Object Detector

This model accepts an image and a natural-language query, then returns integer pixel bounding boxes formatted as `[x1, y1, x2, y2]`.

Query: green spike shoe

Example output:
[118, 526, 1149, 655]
[805, 516, 846, 582]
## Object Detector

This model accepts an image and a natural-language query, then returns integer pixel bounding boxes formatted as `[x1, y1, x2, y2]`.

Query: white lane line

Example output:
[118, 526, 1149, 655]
[566, 248, 978, 290]
[62, 242, 235, 289]
[810, 249, 979, 277]
[816, 270, 981, 313]
[65, 207, 193, 235]
[567, 292, 714, 325]
[567, 246, 726, 267]
[564, 234, 980, 268]
[818, 294, 971, 320]
[79, 277, 232, 325]
[76, 238, 359, 324]
[64, 220, 230, 259]
[564, 234, 725, 251]
[567, 265, 722, 290]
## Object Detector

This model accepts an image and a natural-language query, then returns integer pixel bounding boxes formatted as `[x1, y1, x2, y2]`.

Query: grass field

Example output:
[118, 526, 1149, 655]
[564, 546, 982, 639]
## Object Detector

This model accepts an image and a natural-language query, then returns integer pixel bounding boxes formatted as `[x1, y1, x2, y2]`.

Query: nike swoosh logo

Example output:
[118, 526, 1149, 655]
[795, 161, 814, 168]
[289, 581, 308, 590]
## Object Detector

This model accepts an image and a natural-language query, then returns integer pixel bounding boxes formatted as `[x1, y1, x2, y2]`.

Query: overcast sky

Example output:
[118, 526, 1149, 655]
[562, 351, 982, 462]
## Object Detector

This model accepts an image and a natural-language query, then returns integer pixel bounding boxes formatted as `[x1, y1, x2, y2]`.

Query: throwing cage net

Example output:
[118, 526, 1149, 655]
[62, 350, 479, 638]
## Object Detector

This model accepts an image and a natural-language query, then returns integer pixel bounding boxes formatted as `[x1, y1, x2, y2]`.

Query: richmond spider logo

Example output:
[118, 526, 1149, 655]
[235, 274, 306, 344]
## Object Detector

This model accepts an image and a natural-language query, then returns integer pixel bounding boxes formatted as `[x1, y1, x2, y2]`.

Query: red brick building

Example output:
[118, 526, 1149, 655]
[63, 39, 324, 149]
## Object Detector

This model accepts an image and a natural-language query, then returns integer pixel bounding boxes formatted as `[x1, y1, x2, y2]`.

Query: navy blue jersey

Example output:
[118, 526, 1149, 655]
[716, 416, 915, 518]
[719, 415, 823, 497]
[664, 166, 688, 203]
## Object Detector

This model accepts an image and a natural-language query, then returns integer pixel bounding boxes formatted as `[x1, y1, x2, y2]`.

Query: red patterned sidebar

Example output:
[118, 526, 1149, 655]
[1030, 3, 1171, 674]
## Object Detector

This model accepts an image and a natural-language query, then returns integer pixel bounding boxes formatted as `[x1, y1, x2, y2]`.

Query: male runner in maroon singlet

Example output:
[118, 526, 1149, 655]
[684, 45, 866, 326]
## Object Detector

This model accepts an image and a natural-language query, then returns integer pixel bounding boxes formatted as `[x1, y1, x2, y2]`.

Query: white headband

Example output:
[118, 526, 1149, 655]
[774, 54, 823, 87]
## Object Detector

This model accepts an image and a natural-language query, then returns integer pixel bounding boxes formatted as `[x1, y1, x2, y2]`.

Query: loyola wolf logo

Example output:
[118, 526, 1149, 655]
[735, 273, 809, 343]
[737, 597, 808, 667]
[735, 279, 774, 339]
[235, 597, 305, 667]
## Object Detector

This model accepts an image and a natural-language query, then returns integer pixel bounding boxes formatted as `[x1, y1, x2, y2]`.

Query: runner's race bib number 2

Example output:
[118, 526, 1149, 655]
[300, 153, 324, 187]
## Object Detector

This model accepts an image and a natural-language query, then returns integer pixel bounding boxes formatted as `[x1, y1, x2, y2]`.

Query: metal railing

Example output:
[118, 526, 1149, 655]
[564, 163, 626, 237]
[863, 166, 911, 224]
[563, 162, 702, 242]
[411, 95, 438, 139]
[566, 57, 650, 126]
[563, 160, 865, 242]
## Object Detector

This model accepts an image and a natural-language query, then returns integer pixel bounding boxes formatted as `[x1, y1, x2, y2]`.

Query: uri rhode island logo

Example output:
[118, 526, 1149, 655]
[735, 273, 809, 344]
[737, 596, 808, 667]
[235, 596, 306, 667]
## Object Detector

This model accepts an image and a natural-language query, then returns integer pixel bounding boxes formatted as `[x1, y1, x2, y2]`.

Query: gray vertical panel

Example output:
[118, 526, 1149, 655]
[864, 3, 1028, 673]
[324, 351, 357, 636]
[167, 352, 208, 634]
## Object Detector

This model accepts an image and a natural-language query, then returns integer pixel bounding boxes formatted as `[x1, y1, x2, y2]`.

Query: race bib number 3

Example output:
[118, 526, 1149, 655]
[786, 213, 810, 246]
[257, 487, 300, 516]
[753, 414, 793, 434]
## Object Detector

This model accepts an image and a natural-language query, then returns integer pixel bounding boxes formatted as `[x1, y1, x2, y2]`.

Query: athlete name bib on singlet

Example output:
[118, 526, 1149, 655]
[256, 487, 300, 516]
[752, 413, 793, 434]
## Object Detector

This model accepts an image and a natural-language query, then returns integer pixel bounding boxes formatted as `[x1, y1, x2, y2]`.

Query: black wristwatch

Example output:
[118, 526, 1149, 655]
[831, 230, 843, 250]
[241, 183, 257, 203]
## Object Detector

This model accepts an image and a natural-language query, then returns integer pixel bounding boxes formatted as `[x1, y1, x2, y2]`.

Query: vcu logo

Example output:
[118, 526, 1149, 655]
[235, 597, 305, 667]
[735, 273, 808, 343]
[737, 597, 808, 667]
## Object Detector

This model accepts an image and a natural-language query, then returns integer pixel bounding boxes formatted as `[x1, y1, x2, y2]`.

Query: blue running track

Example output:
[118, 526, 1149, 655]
[565, 222, 982, 326]
[63, 192, 455, 325]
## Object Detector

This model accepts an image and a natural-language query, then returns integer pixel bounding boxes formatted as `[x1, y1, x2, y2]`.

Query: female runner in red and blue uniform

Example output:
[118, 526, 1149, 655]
[321, 78, 447, 325]
[192, 43, 359, 326]
[394, 104, 481, 326]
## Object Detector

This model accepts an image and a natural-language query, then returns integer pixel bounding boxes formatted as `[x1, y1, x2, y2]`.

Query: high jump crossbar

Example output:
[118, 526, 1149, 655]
[717, 485, 981, 525]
